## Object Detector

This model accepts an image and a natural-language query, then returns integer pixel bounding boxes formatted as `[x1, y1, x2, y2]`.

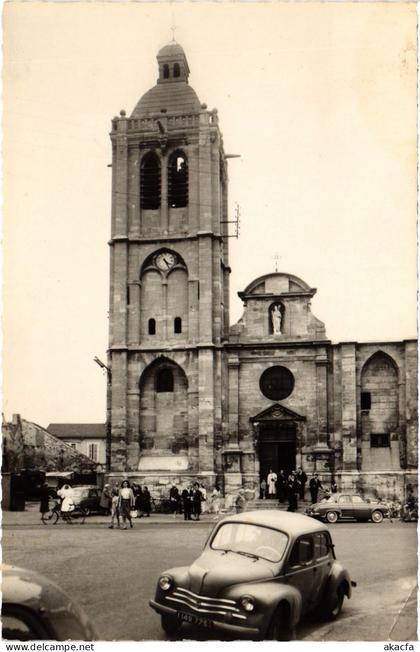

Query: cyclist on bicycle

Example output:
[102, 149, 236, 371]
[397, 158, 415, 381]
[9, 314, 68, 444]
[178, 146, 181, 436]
[57, 484, 75, 522]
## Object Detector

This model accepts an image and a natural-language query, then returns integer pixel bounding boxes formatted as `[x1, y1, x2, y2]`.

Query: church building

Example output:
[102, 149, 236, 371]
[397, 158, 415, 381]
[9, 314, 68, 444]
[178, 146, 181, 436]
[106, 41, 417, 501]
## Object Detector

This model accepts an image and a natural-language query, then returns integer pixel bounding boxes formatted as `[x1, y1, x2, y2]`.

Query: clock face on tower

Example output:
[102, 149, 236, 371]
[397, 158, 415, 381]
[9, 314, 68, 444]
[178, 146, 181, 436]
[155, 252, 176, 271]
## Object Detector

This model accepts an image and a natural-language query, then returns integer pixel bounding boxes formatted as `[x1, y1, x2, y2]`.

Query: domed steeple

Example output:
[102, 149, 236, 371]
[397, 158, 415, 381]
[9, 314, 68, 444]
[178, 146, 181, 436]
[131, 41, 201, 118]
[157, 41, 190, 83]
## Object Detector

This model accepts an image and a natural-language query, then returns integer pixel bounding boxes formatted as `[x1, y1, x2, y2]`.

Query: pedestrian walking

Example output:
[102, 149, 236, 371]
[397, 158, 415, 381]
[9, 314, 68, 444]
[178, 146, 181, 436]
[296, 468, 307, 501]
[109, 487, 120, 529]
[309, 474, 323, 504]
[192, 483, 203, 520]
[211, 485, 222, 517]
[39, 481, 50, 517]
[99, 484, 112, 515]
[267, 469, 277, 499]
[141, 486, 151, 517]
[235, 489, 246, 514]
[182, 486, 192, 520]
[118, 480, 135, 529]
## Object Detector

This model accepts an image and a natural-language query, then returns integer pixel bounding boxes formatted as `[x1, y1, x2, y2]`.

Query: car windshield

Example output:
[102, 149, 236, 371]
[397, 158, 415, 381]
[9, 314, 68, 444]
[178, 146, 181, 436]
[71, 488, 89, 498]
[211, 523, 288, 563]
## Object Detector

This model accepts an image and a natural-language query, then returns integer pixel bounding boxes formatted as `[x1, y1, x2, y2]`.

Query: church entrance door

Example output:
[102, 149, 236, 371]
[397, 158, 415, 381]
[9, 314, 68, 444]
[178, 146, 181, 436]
[259, 423, 297, 483]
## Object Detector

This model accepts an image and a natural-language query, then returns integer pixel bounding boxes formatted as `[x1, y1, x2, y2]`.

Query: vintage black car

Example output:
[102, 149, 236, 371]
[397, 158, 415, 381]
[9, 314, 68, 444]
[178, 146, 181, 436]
[2, 565, 97, 640]
[305, 493, 389, 523]
[71, 485, 102, 515]
[150, 510, 355, 640]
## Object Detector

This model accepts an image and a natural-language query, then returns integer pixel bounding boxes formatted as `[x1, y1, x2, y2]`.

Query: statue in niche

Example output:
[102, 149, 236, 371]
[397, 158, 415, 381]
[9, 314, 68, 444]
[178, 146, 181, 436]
[271, 304, 283, 334]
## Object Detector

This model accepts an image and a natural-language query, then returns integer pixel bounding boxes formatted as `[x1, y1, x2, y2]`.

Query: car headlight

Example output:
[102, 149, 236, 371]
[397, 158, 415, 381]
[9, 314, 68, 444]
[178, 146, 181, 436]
[240, 595, 255, 612]
[158, 575, 173, 591]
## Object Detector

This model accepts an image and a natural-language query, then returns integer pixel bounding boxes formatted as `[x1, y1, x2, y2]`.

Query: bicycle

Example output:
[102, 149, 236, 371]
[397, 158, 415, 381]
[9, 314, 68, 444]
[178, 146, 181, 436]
[41, 500, 87, 525]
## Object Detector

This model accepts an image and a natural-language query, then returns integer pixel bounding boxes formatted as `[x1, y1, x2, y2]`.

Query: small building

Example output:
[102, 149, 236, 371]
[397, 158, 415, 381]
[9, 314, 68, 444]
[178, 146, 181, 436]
[47, 424, 107, 466]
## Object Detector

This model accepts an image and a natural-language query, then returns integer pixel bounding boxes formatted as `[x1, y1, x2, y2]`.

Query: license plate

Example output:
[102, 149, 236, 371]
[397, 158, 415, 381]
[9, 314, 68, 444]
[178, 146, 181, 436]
[177, 611, 213, 628]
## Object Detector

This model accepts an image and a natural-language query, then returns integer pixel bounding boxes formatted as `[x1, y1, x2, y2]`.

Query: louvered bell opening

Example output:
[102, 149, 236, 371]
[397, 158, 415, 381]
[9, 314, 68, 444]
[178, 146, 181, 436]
[168, 153, 188, 208]
[141, 154, 161, 210]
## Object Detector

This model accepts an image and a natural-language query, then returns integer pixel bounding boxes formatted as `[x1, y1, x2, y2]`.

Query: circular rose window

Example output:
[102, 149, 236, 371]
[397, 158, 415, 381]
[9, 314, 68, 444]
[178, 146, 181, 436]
[259, 366, 295, 401]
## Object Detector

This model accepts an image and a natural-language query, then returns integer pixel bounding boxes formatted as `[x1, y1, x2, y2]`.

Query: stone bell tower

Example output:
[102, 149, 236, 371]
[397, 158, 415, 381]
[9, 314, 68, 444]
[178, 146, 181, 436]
[107, 42, 230, 482]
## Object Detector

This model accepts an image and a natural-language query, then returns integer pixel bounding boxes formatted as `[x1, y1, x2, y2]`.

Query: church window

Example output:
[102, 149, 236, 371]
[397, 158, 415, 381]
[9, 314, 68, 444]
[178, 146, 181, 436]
[163, 64, 170, 79]
[259, 366, 295, 401]
[148, 318, 156, 335]
[174, 317, 182, 334]
[370, 433, 390, 448]
[140, 152, 161, 210]
[173, 63, 180, 78]
[168, 150, 188, 208]
[361, 392, 371, 410]
[156, 368, 174, 393]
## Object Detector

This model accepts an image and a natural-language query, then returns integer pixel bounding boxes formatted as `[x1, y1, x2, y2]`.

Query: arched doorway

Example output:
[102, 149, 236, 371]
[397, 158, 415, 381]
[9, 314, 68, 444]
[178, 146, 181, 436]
[251, 403, 305, 482]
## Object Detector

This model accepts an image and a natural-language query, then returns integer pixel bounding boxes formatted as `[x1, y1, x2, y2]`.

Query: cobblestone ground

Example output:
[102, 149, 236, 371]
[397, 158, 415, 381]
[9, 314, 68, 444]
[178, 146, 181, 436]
[2, 509, 417, 641]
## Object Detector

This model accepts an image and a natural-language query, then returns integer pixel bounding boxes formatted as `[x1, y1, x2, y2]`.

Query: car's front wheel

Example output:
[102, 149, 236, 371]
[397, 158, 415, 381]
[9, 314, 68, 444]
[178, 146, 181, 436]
[161, 615, 181, 636]
[326, 511, 338, 524]
[266, 604, 295, 641]
[371, 510, 384, 523]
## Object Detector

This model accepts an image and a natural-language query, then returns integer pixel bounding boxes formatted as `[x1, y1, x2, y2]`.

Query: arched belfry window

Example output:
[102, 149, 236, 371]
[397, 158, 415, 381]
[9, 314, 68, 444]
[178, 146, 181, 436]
[156, 368, 174, 393]
[173, 63, 180, 78]
[163, 64, 170, 79]
[168, 150, 188, 208]
[140, 152, 161, 210]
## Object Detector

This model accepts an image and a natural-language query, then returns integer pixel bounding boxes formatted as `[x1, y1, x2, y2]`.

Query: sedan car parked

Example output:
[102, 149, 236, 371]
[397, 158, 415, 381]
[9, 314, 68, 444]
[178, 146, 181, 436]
[71, 485, 102, 515]
[2, 565, 97, 640]
[305, 493, 389, 523]
[149, 510, 356, 640]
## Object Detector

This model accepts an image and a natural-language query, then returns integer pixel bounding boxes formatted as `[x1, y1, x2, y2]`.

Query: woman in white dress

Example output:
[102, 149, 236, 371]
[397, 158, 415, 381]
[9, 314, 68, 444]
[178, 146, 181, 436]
[211, 485, 222, 516]
[57, 484, 75, 522]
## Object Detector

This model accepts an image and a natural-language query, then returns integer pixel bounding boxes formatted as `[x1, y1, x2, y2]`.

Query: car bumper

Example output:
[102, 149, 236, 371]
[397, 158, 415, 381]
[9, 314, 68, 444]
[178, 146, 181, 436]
[149, 599, 260, 637]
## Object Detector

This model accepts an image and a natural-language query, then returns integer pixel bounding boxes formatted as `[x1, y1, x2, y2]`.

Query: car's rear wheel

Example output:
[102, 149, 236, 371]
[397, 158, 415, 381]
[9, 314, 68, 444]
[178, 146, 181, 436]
[161, 615, 181, 636]
[371, 510, 383, 523]
[266, 604, 295, 641]
[326, 511, 338, 524]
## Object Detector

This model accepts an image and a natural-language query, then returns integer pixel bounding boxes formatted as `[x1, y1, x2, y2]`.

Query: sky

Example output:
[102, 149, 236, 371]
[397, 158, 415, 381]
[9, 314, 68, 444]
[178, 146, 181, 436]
[3, 2, 417, 428]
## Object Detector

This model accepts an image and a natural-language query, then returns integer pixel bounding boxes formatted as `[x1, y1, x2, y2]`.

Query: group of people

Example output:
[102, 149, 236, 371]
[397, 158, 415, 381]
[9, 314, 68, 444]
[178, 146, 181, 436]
[100, 481, 152, 529]
[169, 483, 223, 520]
[262, 468, 334, 512]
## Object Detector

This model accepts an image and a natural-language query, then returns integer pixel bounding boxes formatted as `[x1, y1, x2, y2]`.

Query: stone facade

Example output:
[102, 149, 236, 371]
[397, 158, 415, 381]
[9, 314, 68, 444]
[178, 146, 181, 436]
[106, 42, 418, 502]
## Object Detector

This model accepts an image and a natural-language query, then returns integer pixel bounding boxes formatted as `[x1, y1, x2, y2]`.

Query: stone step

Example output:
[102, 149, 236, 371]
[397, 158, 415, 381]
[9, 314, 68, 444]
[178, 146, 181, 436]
[246, 499, 309, 514]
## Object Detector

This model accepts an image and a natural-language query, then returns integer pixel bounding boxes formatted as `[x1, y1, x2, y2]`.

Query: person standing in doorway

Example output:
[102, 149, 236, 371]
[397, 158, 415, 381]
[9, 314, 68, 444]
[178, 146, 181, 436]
[260, 478, 267, 499]
[277, 470, 286, 502]
[286, 473, 297, 512]
[267, 469, 277, 499]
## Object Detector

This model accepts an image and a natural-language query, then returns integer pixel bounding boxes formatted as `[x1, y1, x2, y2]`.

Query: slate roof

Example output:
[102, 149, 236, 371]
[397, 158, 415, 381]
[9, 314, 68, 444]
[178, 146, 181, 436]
[47, 424, 106, 440]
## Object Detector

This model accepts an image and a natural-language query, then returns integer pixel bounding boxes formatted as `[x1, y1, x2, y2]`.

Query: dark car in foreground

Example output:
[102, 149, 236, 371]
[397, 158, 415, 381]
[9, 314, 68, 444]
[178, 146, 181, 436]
[305, 493, 389, 523]
[2, 565, 97, 640]
[149, 510, 355, 640]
